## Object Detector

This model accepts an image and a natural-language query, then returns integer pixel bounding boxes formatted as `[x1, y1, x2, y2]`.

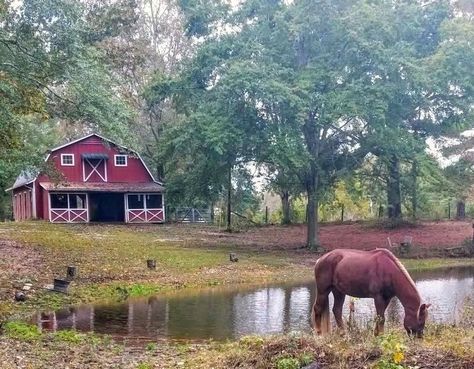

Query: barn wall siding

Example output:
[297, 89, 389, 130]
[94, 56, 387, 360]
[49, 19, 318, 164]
[12, 186, 33, 221]
[46, 136, 153, 183]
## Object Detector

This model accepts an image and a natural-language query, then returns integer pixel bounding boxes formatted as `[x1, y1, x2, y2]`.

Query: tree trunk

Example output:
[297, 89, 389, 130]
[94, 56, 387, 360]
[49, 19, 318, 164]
[387, 155, 402, 219]
[226, 165, 232, 231]
[411, 160, 417, 220]
[281, 190, 291, 225]
[306, 180, 320, 251]
[378, 204, 384, 218]
[456, 201, 466, 219]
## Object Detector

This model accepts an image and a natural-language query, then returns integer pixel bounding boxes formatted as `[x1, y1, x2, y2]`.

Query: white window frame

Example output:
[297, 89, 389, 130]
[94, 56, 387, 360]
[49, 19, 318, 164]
[125, 193, 163, 210]
[61, 153, 75, 166]
[114, 154, 128, 167]
[50, 193, 88, 210]
[49, 193, 89, 223]
[125, 193, 164, 223]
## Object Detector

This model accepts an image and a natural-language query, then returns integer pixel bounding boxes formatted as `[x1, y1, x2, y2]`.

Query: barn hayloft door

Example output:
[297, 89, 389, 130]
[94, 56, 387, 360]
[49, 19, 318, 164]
[82, 153, 108, 182]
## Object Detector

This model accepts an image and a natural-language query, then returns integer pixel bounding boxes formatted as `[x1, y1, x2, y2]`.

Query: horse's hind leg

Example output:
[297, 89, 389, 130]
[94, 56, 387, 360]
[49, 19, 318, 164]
[332, 289, 346, 331]
[312, 291, 330, 335]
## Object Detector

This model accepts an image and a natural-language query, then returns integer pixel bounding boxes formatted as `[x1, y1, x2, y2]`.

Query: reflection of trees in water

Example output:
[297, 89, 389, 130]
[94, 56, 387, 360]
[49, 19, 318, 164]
[288, 287, 311, 331]
[233, 288, 285, 337]
[386, 298, 402, 323]
[167, 291, 234, 340]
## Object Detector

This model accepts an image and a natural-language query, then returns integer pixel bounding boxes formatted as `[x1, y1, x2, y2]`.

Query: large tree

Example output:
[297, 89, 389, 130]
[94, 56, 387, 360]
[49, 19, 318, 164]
[346, 1, 474, 219]
[0, 0, 136, 216]
[149, 0, 375, 246]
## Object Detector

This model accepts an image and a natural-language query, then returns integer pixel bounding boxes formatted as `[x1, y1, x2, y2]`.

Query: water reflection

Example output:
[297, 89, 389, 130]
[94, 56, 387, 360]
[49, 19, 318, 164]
[35, 266, 474, 341]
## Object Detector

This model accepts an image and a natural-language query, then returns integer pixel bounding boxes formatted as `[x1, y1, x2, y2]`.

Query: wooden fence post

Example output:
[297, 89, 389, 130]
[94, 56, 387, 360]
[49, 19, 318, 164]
[66, 266, 78, 280]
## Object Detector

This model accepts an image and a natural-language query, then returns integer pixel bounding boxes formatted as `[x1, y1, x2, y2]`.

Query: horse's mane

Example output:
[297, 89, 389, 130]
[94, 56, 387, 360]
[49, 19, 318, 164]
[377, 248, 420, 301]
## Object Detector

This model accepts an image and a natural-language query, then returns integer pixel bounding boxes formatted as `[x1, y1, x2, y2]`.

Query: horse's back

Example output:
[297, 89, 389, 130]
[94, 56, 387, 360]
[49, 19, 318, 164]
[315, 248, 400, 297]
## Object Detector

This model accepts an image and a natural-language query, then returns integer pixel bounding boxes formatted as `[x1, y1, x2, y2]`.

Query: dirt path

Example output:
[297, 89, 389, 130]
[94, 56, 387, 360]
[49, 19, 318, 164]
[194, 220, 473, 252]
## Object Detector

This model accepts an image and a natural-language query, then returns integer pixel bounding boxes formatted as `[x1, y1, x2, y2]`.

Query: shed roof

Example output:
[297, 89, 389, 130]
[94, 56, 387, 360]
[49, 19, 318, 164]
[6, 171, 38, 191]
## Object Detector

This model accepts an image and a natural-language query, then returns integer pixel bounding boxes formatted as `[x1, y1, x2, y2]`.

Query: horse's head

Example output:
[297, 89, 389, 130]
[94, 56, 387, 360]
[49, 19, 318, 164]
[404, 303, 431, 338]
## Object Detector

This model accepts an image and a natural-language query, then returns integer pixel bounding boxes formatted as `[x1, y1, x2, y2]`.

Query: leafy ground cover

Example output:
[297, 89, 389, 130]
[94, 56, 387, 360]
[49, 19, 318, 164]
[0, 220, 473, 368]
[0, 316, 472, 368]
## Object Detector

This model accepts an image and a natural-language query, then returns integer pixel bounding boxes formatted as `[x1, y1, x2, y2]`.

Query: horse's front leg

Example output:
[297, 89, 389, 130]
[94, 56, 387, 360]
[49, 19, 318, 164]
[332, 289, 346, 332]
[374, 295, 391, 336]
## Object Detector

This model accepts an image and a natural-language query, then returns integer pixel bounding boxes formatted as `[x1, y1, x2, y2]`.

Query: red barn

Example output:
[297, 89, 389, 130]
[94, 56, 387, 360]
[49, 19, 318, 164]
[7, 134, 165, 223]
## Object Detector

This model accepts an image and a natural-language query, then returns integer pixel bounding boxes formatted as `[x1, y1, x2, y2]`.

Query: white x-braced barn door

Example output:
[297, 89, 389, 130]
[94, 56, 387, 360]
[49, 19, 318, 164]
[83, 158, 107, 182]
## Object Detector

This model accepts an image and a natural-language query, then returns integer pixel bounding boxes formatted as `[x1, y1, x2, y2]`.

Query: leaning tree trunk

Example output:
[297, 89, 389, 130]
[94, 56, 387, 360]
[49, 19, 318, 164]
[387, 155, 402, 219]
[281, 190, 291, 225]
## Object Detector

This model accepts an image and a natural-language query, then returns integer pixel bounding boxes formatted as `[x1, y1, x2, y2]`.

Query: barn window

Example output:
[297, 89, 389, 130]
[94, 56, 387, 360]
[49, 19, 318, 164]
[51, 194, 87, 209]
[146, 194, 162, 209]
[128, 194, 144, 209]
[61, 154, 74, 166]
[127, 194, 162, 210]
[114, 155, 127, 166]
[69, 194, 87, 209]
[51, 194, 68, 208]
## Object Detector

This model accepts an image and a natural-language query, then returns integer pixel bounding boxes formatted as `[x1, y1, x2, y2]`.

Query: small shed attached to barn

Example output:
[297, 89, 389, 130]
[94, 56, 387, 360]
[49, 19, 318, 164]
[7, 133, 165, 223]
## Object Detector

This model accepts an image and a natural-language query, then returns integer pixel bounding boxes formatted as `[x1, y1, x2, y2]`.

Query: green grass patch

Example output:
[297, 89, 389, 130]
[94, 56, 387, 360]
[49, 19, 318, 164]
[53, 329, 84, 344]
[3, 321, 41, 341]
[402, 258, 474, 271]
[136, 363, 153, 369]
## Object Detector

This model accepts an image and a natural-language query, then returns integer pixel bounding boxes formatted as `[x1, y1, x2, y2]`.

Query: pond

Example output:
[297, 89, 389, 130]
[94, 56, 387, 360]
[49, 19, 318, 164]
[34, 266, 474, 342]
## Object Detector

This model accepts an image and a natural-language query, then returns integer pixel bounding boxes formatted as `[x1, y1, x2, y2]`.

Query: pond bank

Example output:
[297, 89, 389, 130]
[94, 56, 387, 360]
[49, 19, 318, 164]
[1, 319, 473, 368]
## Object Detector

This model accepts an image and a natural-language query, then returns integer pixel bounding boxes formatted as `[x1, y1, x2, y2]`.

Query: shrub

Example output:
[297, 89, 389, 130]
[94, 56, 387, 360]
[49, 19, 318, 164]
[276, 357, 300, 369]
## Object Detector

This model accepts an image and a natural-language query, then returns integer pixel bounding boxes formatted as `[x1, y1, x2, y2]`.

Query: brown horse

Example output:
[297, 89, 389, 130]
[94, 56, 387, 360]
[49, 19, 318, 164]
[312, 248, 430, 337]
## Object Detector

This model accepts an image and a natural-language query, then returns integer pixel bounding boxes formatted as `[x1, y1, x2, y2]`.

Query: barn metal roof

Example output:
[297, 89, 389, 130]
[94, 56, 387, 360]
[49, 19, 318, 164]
[5, 170, 38, 191]
[81, 153, 109, 160]
[39, 182, 164, 193]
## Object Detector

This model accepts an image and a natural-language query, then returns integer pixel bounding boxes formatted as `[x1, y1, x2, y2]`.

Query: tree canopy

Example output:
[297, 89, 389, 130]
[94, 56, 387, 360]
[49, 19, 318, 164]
[146, 0, 474, 247]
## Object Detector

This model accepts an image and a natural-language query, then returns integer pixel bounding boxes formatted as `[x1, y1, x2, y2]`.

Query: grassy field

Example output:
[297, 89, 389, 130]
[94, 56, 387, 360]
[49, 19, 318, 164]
[0, 221, 473, 368]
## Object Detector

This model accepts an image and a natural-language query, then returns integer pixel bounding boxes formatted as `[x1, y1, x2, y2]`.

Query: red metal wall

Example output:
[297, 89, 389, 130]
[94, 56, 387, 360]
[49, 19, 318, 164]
[44, 135, 153, 183]
[35, 180, 44, 219]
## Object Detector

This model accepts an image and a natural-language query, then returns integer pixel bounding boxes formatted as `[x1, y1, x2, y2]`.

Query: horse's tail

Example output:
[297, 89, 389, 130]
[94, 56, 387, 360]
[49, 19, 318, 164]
[312, 254, 332, 335]
[311, 297, 331, 335]
[320, 297, 331, 334]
